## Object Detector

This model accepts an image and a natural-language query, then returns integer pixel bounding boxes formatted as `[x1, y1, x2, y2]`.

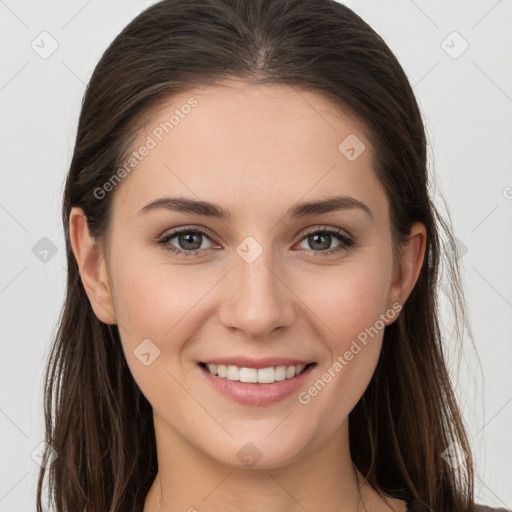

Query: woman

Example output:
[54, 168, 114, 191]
[36, 1, 508, 511]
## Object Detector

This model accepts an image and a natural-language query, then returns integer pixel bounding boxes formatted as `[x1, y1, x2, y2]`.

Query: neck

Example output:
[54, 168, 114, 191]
[144, 413, 405, 512]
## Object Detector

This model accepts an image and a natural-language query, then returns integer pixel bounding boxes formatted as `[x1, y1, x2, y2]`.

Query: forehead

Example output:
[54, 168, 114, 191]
[110, 81, 387, 223]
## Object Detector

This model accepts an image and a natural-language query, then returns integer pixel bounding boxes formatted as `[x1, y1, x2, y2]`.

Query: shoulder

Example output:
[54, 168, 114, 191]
[407, 502, 511, 512]
[473, 506, 511, 512]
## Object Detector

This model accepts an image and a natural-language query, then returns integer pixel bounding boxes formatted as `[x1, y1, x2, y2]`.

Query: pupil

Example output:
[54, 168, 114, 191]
[181, 232, 201, 250]
[311, 233, 330, 250]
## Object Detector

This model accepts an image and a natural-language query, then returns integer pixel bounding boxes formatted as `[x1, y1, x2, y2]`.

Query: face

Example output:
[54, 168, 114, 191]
[83, 81, 417, 469]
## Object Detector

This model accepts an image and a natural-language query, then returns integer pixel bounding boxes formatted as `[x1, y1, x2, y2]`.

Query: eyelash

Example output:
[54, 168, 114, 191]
[157, 225, 355, 259]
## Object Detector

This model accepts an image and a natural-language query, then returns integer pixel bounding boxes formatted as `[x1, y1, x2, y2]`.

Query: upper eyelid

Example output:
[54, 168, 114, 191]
[298, 224, 352, 238]
[158, 225, 218, 244]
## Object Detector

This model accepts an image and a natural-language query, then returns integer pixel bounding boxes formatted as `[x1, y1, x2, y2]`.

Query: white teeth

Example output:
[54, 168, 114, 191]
[239, 367, 258, 383]
[226, 365, 239, 380]
[257, 367, 276, 384]
[205, 363, 307, 383]
[274, 365, 287, 381]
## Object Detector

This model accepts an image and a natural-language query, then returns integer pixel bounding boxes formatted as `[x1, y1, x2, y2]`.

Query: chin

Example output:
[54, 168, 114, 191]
[205, 431, 314, 471]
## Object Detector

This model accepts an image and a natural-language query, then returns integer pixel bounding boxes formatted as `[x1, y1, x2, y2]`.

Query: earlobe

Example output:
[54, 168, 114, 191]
[387, 222, 427, 319]
[69, 207, 117, 325]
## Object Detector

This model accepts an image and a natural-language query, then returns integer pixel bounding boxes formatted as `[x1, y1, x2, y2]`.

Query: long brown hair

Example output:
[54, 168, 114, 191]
[37, 0, 475, 510]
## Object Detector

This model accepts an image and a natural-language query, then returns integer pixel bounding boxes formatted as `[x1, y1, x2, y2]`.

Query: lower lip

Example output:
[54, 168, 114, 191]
[198, 363, 316, 406]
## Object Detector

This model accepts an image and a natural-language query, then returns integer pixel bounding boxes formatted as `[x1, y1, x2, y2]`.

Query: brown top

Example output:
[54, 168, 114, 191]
[473, 508, 512, 512]
[407, 502, 511, 512]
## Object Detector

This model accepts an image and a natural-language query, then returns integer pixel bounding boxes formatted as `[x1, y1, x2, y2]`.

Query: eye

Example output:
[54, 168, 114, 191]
[295, 226, 355, 257]
[157, 225, 355, 259]
[157, 227, 217, 258]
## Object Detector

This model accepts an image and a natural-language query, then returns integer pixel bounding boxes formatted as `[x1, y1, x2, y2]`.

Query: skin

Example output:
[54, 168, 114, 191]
[69, 81, 426, 512]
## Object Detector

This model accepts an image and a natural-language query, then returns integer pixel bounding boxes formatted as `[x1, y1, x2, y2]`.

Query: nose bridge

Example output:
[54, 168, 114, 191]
[219, 234, 296, 338]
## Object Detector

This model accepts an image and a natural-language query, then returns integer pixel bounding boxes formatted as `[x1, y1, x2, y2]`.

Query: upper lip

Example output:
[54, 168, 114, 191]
[200, 357, 315, 369]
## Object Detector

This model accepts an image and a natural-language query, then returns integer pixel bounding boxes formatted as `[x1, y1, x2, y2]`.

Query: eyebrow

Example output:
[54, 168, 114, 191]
[137, 195, 373, 220]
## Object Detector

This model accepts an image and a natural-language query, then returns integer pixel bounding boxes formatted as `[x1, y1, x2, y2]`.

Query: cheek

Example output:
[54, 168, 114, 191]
[111, 260, 203, 349]
[295, 255, 392, 344]
[292, 255, 392, 420]
[109, 259, 209, 412]
[108, 246, 226, 391]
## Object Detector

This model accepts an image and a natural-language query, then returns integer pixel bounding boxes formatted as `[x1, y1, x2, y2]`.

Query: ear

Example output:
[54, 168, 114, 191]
[69, 207, 117, 325]
[386, 222, 427, 320]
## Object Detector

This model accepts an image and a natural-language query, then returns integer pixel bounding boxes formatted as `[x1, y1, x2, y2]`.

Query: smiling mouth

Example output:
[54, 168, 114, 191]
[198, 362, 316, 384]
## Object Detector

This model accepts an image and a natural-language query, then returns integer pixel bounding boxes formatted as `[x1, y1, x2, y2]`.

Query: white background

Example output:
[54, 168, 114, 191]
[0, 0, 511, 510]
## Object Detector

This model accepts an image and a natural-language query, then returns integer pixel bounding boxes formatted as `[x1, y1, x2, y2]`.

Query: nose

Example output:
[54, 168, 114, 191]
[218, 242, 297, 340]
